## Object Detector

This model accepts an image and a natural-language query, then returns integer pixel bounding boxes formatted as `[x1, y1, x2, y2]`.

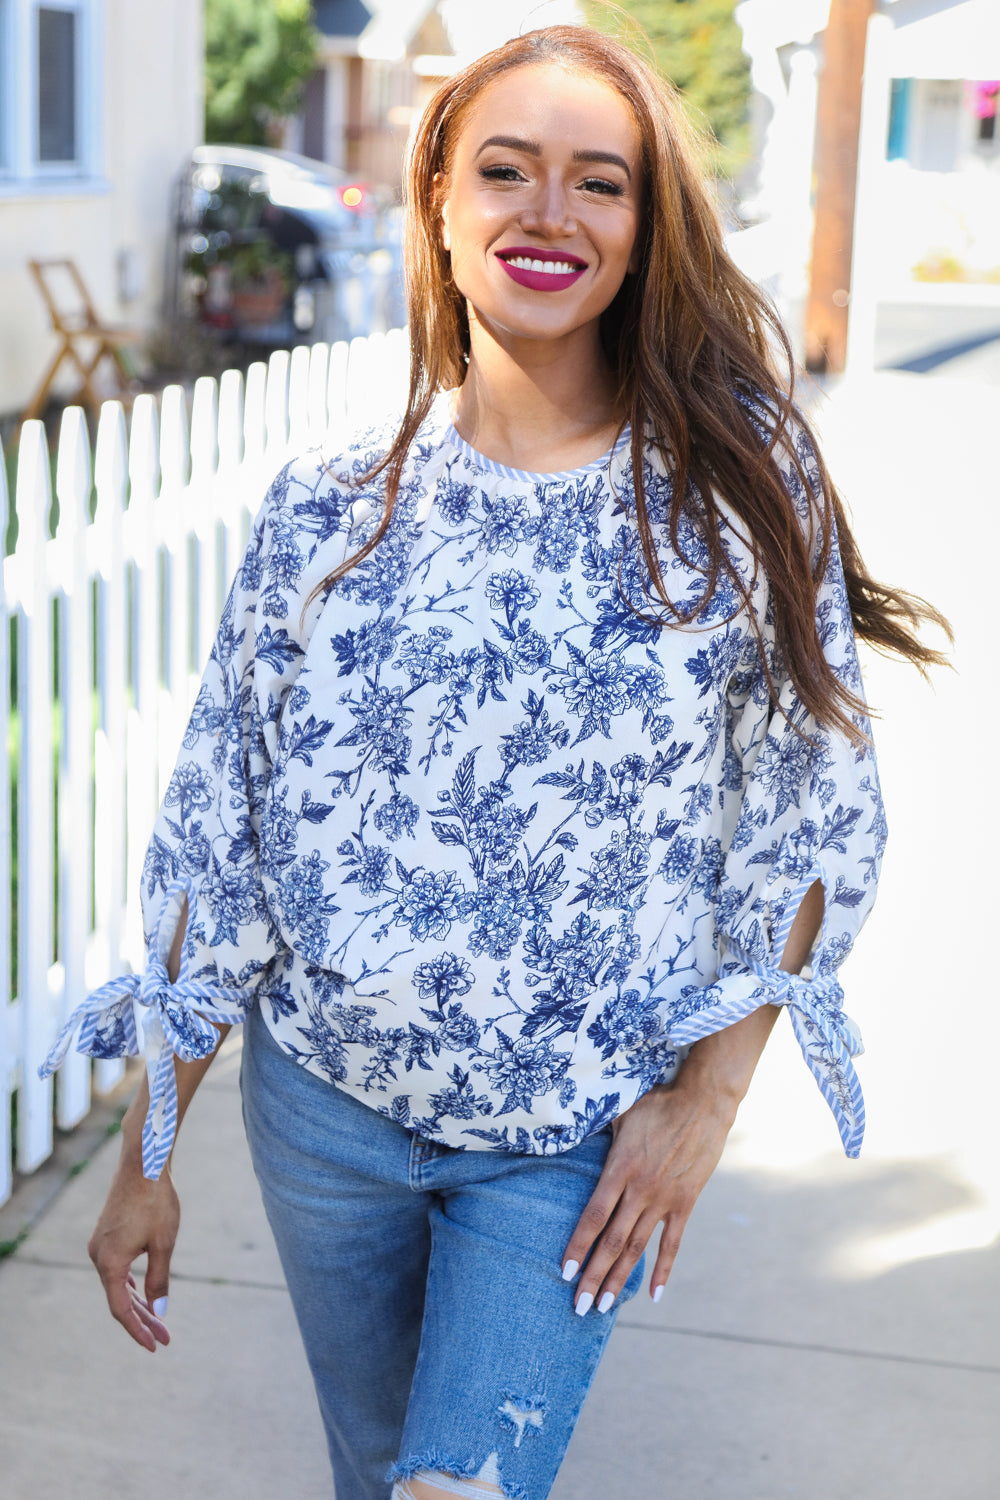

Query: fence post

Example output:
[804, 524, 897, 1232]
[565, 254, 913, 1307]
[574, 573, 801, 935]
[159, 385, 192, 798]
[14, 420, 56, 1172]
[265, 349, 291, 478]
[125, 395, 161, 974]
[190, 376, 221, 677]
[287, 344, 312, 458]
[326, 340, 350, 452]
[306, 342, 330, 450]
[346, 333, 377, 430]
[243, 361, 268, 477]
[382, 326, 410, 417]
[217, 367, 248, 602]
[54, 407, 95, 1129]
[92, 403, 129, 1096]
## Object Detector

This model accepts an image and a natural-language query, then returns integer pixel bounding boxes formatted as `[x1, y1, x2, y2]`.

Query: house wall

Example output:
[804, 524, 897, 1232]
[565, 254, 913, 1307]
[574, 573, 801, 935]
[736, 0, 1000, 298]
[324, 59, 349, 170]
[907, 79, 966, 171]
[304, 1, 456, 201]
[0, 0, 203, 420]
[357, 59, 417, 189]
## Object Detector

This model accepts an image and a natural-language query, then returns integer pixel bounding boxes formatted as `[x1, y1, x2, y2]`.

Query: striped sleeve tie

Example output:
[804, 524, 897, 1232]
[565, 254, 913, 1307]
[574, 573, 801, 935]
[39, 876, 255, 1179]
[665, 873, 866, 1158]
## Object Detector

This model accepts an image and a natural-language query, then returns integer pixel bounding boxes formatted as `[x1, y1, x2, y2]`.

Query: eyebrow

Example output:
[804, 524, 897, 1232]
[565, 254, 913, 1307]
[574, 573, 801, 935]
[475, 135, 632, 179]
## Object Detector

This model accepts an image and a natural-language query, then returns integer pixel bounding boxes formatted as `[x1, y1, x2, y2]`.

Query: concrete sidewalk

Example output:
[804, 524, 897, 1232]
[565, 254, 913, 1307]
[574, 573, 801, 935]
[1, 1029, 998, 1499]
[3, 369, 999, 1498]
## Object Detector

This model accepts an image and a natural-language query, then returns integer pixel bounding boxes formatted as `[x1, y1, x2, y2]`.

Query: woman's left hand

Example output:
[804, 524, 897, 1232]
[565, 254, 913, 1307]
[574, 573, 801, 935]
[561, 1002, 779, 1312]
[560, 1078, 733, 1313]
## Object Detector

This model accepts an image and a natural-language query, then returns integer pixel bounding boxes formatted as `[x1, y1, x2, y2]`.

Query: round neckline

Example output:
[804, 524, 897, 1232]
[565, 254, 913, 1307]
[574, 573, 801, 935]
[444, 422, 631, 483]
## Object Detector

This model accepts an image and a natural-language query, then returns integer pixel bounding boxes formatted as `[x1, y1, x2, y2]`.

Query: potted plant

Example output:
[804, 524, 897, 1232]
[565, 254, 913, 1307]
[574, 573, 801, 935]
[184, 236, 294, 332]
[227, 241, 294, 328]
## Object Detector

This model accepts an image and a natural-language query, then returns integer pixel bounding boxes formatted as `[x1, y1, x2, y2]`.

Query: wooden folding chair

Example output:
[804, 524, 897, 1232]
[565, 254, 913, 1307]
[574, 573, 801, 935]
[21, 258, 142, 424]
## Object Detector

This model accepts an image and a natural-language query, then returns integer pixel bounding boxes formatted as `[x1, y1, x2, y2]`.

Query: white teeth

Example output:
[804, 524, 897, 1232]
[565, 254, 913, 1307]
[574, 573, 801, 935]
[505, 256, 581, 274]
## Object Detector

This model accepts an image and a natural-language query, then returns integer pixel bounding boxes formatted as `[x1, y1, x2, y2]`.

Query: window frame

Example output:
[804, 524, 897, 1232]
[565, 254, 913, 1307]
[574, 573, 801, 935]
[0, 0, 104, 193]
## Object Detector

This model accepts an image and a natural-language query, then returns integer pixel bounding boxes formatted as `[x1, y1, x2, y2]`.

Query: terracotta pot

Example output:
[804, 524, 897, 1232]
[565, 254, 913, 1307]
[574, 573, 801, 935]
[231, 267, 286, 327]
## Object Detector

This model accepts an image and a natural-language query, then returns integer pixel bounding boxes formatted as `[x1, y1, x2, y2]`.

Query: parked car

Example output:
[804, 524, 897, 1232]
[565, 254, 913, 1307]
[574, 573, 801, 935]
[172, 145, 404, 346]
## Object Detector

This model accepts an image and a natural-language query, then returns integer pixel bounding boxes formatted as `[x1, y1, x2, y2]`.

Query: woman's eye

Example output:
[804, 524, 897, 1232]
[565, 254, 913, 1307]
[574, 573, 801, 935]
[581, 177, 626, 197]
[479, 164, 524, 183]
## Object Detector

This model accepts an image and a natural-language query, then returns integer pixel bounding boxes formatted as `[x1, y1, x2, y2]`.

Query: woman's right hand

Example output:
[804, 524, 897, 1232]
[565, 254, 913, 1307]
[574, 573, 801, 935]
[88, 1004, 226, 1350]
[88, 1122, 178, 1353]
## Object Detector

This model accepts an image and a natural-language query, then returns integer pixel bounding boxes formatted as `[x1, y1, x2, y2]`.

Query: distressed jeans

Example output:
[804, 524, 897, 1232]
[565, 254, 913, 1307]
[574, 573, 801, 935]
[241, 1001, 644, 1500]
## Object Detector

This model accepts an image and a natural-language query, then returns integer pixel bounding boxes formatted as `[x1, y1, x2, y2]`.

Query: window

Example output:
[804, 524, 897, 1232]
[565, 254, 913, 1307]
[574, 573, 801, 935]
[0, 0, 12, 171]
[0, 0, 102, 187]
[38, 5, 77, 163]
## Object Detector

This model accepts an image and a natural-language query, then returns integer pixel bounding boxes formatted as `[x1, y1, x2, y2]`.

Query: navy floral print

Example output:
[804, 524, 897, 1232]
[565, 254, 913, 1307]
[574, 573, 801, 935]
[49, 392, 885, 1165]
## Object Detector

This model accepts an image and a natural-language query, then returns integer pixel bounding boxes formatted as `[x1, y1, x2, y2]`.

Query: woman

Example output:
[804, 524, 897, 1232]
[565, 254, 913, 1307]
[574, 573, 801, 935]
[43, 24, 947, 1500]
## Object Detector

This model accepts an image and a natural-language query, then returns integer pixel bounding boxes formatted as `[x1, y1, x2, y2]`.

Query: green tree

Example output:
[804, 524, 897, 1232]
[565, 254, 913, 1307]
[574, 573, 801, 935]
[205, 0, 318, 146]
[584, 1, 751, 177]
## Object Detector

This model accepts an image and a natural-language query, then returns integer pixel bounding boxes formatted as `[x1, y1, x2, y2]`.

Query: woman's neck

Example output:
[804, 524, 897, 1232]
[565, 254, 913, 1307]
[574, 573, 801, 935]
[451, 318, 624, 473]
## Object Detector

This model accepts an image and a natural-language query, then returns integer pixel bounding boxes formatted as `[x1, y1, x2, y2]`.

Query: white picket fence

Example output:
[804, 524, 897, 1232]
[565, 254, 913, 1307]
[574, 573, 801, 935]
[0, 328, 409, 1207]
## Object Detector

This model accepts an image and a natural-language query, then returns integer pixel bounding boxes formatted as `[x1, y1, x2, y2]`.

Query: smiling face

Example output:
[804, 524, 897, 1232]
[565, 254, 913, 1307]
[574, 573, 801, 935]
[437, 63, 643, 357]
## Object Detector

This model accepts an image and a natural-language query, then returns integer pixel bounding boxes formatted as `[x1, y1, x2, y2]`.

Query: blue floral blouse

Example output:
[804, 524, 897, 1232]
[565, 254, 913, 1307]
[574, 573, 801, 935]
[43, 392, 885, 1177]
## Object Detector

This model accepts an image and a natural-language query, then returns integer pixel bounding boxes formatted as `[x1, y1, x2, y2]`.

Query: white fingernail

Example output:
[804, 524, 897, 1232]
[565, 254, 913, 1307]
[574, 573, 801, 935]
[153, 1297, 169, 1318]
[652, 1285, 664, 1304]
[597, 1291, 615, 1314]
[561, 1260, 579, 1282]
[575, 1292, 594, 1316]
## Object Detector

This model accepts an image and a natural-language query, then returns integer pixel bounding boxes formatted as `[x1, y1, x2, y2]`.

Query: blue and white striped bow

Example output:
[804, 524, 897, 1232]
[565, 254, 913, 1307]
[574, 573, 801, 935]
[665, 874, 866, 1158]
[39, 876, 255, 1178]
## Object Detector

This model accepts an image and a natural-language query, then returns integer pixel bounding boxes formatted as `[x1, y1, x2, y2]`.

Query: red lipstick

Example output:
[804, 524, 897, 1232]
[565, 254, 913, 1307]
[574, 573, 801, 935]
[496, 246, 588, 292]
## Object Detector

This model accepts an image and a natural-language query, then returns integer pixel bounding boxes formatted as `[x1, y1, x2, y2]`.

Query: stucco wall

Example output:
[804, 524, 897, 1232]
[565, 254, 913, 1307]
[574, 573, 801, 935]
[0, 0, 203, 419]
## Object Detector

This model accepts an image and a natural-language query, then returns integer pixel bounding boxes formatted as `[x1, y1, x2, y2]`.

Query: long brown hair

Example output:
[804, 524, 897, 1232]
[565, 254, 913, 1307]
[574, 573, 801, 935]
[312, 24, 949, 741]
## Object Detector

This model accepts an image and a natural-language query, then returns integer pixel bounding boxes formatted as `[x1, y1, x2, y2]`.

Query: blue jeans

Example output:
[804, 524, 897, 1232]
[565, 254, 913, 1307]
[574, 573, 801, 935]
[240, 1002, 644, 1500]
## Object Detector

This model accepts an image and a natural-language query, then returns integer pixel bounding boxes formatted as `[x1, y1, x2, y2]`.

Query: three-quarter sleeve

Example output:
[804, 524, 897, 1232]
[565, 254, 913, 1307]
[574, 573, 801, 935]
[41, 473, 298, 1177]
[663, 444, 886, 1158]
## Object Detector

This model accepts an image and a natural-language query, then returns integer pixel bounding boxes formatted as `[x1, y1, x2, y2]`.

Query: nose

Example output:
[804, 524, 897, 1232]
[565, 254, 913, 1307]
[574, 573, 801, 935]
[519, 173, 577, 239]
